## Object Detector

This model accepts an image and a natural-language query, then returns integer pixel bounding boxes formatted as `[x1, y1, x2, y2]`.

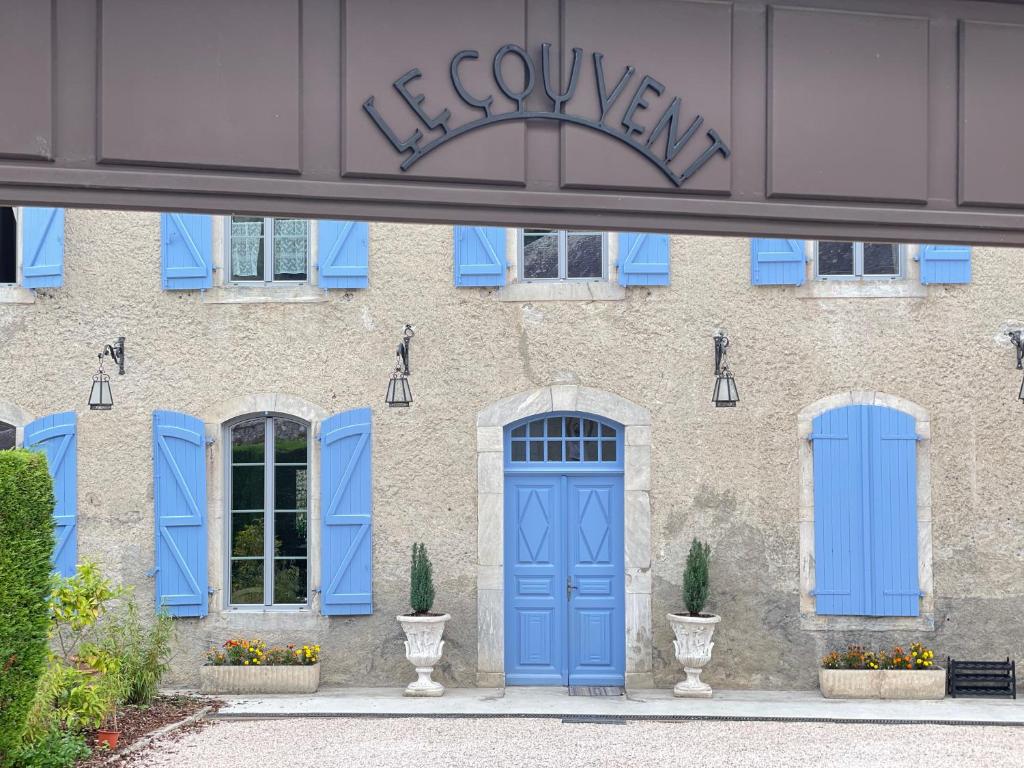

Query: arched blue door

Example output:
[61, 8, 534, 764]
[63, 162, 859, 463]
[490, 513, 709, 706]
[503, 413, 625, 686]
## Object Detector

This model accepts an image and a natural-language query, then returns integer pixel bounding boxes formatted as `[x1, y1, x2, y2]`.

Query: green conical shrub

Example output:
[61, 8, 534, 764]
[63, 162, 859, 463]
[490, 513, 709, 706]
[409, 543, 435, 615]
[683, 538, 711, 617]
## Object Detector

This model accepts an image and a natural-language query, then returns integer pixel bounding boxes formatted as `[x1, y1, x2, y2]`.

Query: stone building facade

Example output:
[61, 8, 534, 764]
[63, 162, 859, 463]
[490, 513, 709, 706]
[1, 208, 1022, 690]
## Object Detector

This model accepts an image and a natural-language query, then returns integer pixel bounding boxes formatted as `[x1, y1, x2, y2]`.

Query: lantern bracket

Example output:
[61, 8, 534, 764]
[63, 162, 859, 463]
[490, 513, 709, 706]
[396, 324, 414, 375]
[100, 336, 126, 375]
[1010, 330, 1024, 370]
[714, 331, 729, 375]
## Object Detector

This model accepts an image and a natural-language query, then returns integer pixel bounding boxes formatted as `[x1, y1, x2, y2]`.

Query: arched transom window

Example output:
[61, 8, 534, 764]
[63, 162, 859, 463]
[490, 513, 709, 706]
[507, 414, 622, 466]
[228, 415, 309, 607]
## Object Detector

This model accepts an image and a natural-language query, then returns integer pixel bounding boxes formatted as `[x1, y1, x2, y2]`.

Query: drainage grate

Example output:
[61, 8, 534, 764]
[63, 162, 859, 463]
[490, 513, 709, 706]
[568, 686, 625, 697]
[561, 715, 628, 725]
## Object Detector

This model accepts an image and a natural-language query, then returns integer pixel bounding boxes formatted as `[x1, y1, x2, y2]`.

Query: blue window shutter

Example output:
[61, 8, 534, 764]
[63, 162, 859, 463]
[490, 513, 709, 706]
[453, 225, 506, 287]
[751, 239, 806, 286]
[918, 244, 971, 285]
[21, 207, 65, 288]
[320, 408, 373, 616]
[811, 405, 869, 616]
[152, 410, 208, 617]
[160, 213, 212, 290]
[318, 220, 369, 289]
[868, 406, 919, 617]
[618, 232, 670, 286]
[24, 412, 77, 576]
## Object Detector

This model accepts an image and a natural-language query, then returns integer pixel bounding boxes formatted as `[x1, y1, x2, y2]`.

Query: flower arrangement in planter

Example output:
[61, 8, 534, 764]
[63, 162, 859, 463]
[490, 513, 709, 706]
[201, 638, 321, 694]
[819, 643, 944, 700]
[667, 538, 721, 698]
[397, 543, 450, 697]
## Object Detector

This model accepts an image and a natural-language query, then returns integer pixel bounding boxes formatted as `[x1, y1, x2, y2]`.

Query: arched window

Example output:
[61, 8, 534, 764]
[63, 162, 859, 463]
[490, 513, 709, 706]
[227, 414, 309, 608]
[506, 414, 621, 466]
[0, 420, 15, 450]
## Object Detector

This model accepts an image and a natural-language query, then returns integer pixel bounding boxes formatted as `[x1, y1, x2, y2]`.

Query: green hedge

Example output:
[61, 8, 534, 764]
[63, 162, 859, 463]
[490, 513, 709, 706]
[0, 450, 55, 764]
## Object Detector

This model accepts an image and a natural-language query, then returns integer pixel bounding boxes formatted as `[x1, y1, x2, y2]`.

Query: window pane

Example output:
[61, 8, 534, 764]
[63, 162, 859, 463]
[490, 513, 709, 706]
[231, 466, 264, 511]
[601, 440, 617, 462]
[272, 218, 309, 281]
[529, 420, 544, 437]
[566, 418, 581, 438]
[547, 418, 562, 437]
[0, 207, 16, 284]
[274, 559, 307, 604]
[584, 441, 599, 461]
[566, 233, 603, 278]
[230, 216, 265, 281]
[274, 419, 307, 463]
[0, 421, 14, 450]
[818, 241, 854, 276]
[523, 230, 559, 279]
[510, 441, 526, 462]
[566, 441, 581, 462]
[547, 441, 562, 461]
[231, 419, 265, 464]
[230, 560, 264, 604]
[275, 466, 308, 510]
[863, 243, 899, 276]
[231, 513, 264, 557]
[511, 425, 526, 438]
[529, 441, 544, 461]
[274, 512, 307, 557]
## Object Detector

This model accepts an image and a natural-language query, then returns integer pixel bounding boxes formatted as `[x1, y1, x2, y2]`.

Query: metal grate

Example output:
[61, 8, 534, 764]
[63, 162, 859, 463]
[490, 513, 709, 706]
[568, 686, 625, 697]
[947, 658, 1016, 699]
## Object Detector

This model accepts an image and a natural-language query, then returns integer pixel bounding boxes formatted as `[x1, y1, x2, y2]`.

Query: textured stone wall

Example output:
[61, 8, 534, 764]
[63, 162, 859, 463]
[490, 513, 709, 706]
[1, 209, 1022, 689]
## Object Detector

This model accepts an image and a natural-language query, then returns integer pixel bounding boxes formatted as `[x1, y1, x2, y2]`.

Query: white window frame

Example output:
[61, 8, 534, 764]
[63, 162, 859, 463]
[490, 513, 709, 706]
[517, 228, 609, 283]
[224, 413, 312, 611]
[224, 216, 312, 286]
[814, 241, 906, 281]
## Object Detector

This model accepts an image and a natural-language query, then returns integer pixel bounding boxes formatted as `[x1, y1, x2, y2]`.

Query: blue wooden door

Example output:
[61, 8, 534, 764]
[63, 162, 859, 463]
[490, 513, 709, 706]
[503, 412, 625, 687]
[567, 475, 625, 685]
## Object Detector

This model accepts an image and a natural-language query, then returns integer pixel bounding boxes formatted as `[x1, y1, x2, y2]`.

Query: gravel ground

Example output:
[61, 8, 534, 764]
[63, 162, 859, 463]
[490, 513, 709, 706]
[122, 717, 1024, 768]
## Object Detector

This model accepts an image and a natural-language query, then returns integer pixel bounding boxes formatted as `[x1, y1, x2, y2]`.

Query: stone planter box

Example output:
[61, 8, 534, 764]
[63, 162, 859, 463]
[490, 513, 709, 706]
[200, 663, 320, 694]
[819, 668, 945, 700]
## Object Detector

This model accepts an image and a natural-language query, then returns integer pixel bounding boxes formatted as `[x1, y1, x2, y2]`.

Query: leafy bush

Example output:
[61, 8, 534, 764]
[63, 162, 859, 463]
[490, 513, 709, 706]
[821, 642, 937, 671]
[99, 600, 175, 706]
[6, 729, 89, 768]
[682, 538, 711, 616]
[409, 542, 435, 615]
[206, 638, 319, 666]
[22, 562, 124, 742]
[0, 450, 56, 763]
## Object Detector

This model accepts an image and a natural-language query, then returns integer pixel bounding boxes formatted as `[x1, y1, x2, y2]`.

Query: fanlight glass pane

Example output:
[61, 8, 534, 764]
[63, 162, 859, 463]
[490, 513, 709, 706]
[863, 243, 899, 276]
[818, 241, 854, 276]
[523, 230, 559, 279]
[272, 218, 309, 281]
[230, 216, 265, 281]
[566, 233, 603, 278]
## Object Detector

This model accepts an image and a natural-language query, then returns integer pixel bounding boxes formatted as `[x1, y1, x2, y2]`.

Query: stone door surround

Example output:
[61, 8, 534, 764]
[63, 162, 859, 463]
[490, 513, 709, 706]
[476, 385, 653, 688]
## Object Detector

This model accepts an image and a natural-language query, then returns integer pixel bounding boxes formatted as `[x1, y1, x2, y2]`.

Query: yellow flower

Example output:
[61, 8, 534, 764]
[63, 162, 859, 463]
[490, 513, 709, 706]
[244, 660, 249, 665]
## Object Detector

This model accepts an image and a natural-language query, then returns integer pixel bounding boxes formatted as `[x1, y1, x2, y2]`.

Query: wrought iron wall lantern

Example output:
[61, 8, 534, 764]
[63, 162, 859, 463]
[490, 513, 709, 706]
[385, 324, 415, 407]
[712, 331, 739, 408]
[88, 336, 126, 411]
[1009, 330, 1024, 402]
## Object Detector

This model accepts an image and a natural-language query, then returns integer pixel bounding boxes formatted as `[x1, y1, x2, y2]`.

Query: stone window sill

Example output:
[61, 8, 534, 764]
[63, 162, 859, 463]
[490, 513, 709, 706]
[800, 613, 935, 632]
[796, 280, 927, 300]
[0, 285, 36, 304]
[497, 281, 625, 302]
[201, 284, 328, 304]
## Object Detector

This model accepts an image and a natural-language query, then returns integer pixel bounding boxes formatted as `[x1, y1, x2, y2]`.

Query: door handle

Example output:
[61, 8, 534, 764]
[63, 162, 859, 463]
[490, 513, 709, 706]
[566, 576, 577, 601]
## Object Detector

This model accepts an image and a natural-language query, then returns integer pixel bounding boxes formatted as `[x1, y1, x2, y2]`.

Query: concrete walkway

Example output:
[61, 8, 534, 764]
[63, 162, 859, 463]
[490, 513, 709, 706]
[211, 687, 1024, 726]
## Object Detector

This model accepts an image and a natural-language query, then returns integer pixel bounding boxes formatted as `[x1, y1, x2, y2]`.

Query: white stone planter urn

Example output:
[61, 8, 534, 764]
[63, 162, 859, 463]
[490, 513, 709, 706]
[397, 613, 451, 697]
[667, 613, 721, 698]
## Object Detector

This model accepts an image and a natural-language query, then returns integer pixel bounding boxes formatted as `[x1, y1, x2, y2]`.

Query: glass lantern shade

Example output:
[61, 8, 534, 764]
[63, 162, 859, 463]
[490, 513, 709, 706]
[89, 373, 113, 410]
[712, 371, 739, 407]
[386, 373, 413, 407]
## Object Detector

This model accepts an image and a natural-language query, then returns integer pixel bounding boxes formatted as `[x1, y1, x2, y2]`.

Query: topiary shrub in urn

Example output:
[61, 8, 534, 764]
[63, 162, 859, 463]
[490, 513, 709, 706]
[667, 538, 721, 698]
[397, 543, 451, 697]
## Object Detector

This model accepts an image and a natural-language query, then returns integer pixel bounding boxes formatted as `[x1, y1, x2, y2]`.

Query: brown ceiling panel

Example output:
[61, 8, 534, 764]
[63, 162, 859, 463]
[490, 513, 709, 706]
[959, 20, 1024, 207]
[560, 0, 733, 195]
[342, 0, 527, 185]
[97, 0, 301, 173]
[0, 0, 53, 161]
[768, 7, 929, 203]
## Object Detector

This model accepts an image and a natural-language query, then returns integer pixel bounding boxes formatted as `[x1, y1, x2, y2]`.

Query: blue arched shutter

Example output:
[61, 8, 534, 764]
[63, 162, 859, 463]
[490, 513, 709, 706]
[618, 232, 670, 286]
[153, 410, 208, 617]
[320, 408, 373, 616]
[918, 244, 971, 285]
[21, 207, 65, 288]
[869, 406, 919, 617]
[454, 226, 506, 287]
[160, 213, 212, 290]
[24, 412, 77, 577]
[751, 239, 806, 286]
[318, 220, 369, 289]
[813, 404, 919, 617]
[811, 405, 867, 616]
